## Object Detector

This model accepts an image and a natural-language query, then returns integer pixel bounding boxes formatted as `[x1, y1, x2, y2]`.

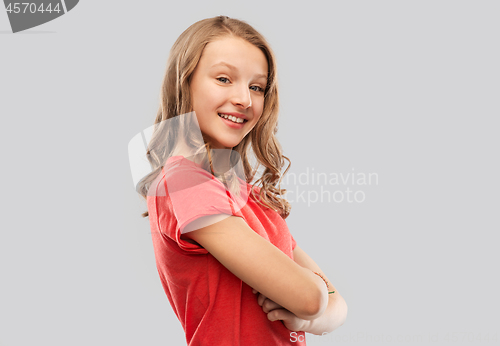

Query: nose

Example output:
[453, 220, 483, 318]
[231, 84, 252, 109]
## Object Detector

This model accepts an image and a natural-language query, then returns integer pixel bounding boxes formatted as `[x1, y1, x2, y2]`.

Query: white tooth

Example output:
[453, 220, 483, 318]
[219, 113, 244, 124]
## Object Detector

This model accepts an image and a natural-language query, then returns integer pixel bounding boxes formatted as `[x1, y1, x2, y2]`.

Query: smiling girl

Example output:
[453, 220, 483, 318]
[137, 16, 347, 345]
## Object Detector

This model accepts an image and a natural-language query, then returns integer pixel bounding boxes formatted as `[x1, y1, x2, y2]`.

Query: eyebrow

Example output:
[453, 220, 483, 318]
[210, 61, 267, 80]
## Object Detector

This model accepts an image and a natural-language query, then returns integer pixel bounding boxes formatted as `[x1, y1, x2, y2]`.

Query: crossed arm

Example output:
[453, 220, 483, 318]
[182, 214, 348, 333]
[256, 245, 348, 335]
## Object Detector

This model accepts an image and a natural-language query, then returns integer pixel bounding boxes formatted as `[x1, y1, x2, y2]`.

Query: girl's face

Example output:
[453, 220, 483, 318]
[189, 36, 268, 149]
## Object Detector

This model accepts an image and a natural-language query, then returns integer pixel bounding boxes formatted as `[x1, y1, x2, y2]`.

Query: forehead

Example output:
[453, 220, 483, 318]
[198, 36, 268, 77]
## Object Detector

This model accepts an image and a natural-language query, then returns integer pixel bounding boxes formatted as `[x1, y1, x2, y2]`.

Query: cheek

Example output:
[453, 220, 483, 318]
[191, 88, 206, 110]
[197, 89, 224, 113]
[191, 80, 213, 110]
[254, 98, 265, 118]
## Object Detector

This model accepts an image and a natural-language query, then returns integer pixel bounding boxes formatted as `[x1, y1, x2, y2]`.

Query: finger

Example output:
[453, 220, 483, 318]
[261, 299, 282, 313]
[267, 308, 293, 322]
[257, 293, 267, 307]
[252, 289, 257, 294]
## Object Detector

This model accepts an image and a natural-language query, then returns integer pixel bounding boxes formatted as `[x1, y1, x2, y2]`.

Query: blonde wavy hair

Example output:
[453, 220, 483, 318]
[137, 15, 291, 219]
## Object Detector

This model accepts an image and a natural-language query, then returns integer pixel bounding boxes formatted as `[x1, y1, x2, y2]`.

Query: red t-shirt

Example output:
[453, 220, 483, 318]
[147, 156, 307, 345]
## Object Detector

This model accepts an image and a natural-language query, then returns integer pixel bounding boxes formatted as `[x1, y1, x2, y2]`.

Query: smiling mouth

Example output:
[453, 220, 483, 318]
[218, 113, 247, 124]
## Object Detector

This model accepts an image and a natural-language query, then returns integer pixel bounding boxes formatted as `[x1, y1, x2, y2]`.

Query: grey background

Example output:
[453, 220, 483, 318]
[1, 1, 498, 345]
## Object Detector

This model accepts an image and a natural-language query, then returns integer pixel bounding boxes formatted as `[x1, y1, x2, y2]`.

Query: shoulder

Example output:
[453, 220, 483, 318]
[163, 156, 217, 191]
[164, 155, 210, 176]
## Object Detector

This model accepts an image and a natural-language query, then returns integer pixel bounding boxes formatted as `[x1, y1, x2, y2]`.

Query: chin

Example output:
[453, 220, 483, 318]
[215, 143, 239, 149]
[214, 138, 243, 149]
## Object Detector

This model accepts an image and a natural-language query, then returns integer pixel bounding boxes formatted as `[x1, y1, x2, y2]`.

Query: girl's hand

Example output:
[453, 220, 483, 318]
[252, 289, 309, 332]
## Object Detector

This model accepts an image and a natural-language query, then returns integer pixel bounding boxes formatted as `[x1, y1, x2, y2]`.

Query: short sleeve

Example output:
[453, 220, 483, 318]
[164, 157, 248, 235]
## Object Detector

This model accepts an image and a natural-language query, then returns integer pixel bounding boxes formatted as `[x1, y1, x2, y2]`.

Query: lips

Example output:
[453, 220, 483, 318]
[218, 113, 248, 124]
[218, 114, 247, 129]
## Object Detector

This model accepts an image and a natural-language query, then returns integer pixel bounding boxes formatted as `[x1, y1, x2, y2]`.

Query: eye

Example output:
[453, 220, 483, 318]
[250, 85, 264, 92]
[217, 77, 230, 84]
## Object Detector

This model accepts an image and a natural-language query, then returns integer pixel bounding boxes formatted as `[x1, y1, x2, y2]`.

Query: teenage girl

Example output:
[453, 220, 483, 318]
[137, 16, 347, 345]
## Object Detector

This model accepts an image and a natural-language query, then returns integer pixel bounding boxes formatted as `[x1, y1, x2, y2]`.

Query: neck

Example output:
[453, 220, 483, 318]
[210, 148, 233, 175]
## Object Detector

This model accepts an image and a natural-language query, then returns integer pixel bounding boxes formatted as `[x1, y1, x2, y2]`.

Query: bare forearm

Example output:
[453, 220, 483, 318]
[300, 293, 348, 335]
